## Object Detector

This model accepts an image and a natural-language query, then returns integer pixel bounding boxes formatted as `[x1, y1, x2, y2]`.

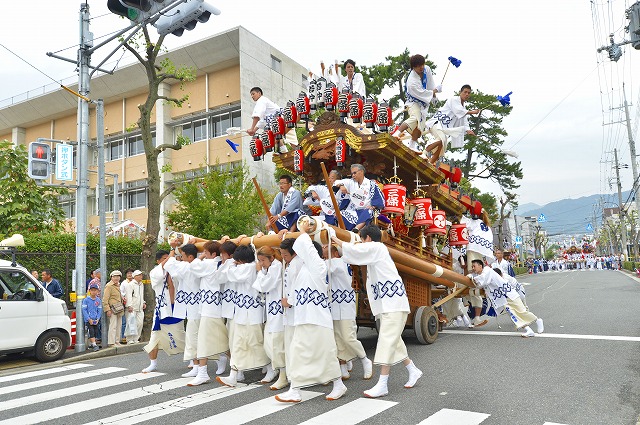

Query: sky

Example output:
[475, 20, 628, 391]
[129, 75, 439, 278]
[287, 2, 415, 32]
[0, 0, 638, 207]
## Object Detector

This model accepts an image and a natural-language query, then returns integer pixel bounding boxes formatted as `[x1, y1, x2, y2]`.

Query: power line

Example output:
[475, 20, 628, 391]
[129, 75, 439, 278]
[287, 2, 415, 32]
[0, 42, 62, 86]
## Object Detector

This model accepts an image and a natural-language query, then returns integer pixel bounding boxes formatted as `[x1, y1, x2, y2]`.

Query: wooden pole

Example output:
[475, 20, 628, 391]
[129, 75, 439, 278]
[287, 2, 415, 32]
[431, 286, 466, 309]
[252, 177, 273, 230]
[320, 162, 346, 230]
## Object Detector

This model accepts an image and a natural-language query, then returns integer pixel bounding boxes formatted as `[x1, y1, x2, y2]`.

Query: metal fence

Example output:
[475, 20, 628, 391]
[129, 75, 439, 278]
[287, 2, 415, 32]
[7, 252, 142, 307]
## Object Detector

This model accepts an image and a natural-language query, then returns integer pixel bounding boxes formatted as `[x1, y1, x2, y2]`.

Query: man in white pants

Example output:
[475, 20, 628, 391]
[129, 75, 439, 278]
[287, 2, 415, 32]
[332, 225, 422, 398]
[124, 270, 145, 344]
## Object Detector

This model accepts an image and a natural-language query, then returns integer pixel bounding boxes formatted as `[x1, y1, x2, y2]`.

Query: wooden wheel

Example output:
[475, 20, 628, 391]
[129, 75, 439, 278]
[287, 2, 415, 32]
[413, 306, 439, 344]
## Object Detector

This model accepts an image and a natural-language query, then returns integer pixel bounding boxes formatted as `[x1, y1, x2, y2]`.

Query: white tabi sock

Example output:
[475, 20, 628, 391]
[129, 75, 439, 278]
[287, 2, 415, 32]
[522, 326, 535, 338]
[536, 318, 544, 334]
[361, 357, 373, 380]
[404, 361, 423, 388]
[188, 359, 194, 368]
[261, 363, 277, 383]
[182, 364, 199, 378]
[187, 364, 210, 386]
[326, 378, 347, 400]
[216, 353, 228, 375]
[340, 363, 350, 380]
[142, 359, 157, 373]
[364, 374, 389, 398]
[216, 368, 238, 387]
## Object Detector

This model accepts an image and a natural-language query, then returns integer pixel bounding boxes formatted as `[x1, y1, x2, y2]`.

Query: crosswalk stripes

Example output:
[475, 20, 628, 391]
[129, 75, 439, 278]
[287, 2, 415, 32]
[0, 371, 162, 413]
[0, 363, 91, 384]
[0, 363, 570, 425]
[82, 384, 260, 425]
[0, 366, 125, 396]
[296, 398, 398, 425]
[186, 390, 323, 425]
[418, 408, 490, 424]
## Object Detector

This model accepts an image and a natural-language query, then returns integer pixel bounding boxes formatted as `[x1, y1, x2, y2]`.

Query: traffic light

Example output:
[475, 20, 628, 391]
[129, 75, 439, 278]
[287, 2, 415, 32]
[107, 0, 142, 20]
[28, 142, 51, 180]
[107, 0, 167, 23]
[154, 0, 221, 37]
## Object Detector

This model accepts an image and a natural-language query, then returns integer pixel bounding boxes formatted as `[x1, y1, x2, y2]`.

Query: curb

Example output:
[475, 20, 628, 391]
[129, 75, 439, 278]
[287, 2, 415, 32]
[62, 342, 145, 363]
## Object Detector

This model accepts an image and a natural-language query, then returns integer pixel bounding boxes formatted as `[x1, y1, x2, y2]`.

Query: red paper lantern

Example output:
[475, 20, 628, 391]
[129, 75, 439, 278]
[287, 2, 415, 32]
[283, 101, 298, 129]
[363, 98, 378, 129]
[296, 92, 310, 120]
[273, 114, 286, 140]
[449, 223, 469, 246]
[451, 167, 462, 184]
[249, 136, 263, 161]
[426, 210, 447, 235]
[376, 101, 393, 132]
[335, 137, 347, 167]
[349, 96, 364, 123]
[471, 201, 483, 218]
[293, 149, 304, 175]
[260, 126, 275, 153]
[381, 183, 407, 215]
[324, 83, 339, 111]
[411, 197, 433, 227]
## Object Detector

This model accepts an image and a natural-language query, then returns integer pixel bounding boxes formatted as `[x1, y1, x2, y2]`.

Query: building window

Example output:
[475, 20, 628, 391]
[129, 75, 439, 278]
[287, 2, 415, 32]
[211, 112, 231, 138]
[127, 188, 147, 209]
[302, 74, 308, 88]
[108, 140, 124, 161]
[127, 134, 144, 156]
[193, 119, 208, 142]
[271, 55, 282, 73]
[231, 109, 241, 128]
[60, 200, 76, 219]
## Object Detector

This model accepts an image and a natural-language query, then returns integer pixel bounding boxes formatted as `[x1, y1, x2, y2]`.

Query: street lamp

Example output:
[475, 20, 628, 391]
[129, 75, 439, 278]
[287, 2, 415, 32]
[514, 215, 536, 264]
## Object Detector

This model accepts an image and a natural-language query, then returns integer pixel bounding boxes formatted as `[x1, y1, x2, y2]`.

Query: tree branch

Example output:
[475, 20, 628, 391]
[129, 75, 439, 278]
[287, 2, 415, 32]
[122, 41, 146, 66]
[155, 143, 183, 153]
[159, 184, 176, 203]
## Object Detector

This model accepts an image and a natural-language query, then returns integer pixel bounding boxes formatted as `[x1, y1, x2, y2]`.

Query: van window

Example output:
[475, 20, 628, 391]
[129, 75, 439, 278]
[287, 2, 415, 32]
[0, 270, 37, 301]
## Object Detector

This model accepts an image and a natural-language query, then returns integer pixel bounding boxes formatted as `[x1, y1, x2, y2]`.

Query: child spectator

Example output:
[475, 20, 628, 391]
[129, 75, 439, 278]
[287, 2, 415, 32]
[82, 279, 103, 351]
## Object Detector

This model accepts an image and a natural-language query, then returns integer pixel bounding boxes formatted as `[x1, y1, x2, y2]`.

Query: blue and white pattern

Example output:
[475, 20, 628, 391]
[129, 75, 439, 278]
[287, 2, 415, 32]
[295, 287, 329, 308]
[331, 288, 355, 304]
[201, 289, 222, 306]
[175, 290, 202, 305]
[235, 293, 264, 310]
[268, 300, 285, 316]
[372, 280, 406, 300]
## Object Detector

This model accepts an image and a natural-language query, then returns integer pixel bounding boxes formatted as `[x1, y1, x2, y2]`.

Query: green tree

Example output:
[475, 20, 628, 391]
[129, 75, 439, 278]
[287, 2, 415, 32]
[457, 178, 498, 223]
[360, 49, 437, 120]
[0, 140, 67, 238]
[456, 90, 523, 192]
[166, 165, 264, 239]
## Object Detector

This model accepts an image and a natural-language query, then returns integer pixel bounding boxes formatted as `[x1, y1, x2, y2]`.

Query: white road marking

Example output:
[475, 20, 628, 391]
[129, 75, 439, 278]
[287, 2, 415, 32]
[0, 372, 162, 412]
[186, 390, 323, 425]
[418, 408, 490, 424]
[0, 363, 92, 383]
[441, 330, 640, 342]
[83, 383, 259, 425]
[0, 366, 125, 395]
[297, 398, 398, 424]
[0, 374, 181, 425]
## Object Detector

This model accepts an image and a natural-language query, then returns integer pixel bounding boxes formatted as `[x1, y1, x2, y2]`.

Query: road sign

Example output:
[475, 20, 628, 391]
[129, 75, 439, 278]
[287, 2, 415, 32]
[586, 223, 594, 232]
[537, 213, 546, 223]
[514, 236, 523, 247]
[55, 143, 74, 181]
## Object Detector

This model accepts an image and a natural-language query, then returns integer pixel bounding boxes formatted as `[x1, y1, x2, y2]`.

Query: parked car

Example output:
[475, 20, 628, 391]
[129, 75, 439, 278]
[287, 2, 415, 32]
[0, 255, 71, 362]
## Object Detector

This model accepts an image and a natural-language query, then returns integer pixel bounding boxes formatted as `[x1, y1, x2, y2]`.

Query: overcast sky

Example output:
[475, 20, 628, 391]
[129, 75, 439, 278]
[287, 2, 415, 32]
[1, 0, 638, 207]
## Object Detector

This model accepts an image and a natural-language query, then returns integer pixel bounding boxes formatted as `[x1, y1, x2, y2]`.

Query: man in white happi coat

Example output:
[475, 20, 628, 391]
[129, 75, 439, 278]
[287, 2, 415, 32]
[324, 244, 373, 380]
[185, 240, 229, 386]
[491, 249, 514, 278]
[469, 259, 543, 338]
[246, 86, 296, 154]
[493, 267, 528, 310]
[142, 250, 185, 373]
[335, 164, 385, 233]
[163, 243, 204, 378]
[303, 170, 349, 226]
[392, 54, 440, 152]
[423, 84, 479, 165]
[275, 223, 347, 403]
[124, 270, 145, 344]
[462, 214, 495, 326]
[268, 174, 303, 232]
[333, 225, 423, 398]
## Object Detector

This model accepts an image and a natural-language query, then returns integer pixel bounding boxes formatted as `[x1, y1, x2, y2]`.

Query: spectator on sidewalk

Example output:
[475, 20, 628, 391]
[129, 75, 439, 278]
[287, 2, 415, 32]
[120, 268, 134, 344]
[86, 268, 101, 292]
[82, 280, 103, 351]
[41, 269, 64, 299]
[124, 270, 146, 344]
[103, 270, 125, 347]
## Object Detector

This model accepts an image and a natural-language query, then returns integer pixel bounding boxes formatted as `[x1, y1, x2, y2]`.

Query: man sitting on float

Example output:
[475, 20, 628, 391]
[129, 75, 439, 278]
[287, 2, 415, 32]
[303, 170, 350, 225]
[334, 164, 385, 233]
[268, 174, 303, 232]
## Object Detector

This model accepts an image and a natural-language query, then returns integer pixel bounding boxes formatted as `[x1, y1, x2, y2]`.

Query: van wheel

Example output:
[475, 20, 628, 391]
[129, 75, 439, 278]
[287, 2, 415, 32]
[35, 331, 67, 362]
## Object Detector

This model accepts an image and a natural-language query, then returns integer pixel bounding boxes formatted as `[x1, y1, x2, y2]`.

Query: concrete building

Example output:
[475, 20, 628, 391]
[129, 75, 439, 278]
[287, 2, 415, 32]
[0, 27, 307, 238]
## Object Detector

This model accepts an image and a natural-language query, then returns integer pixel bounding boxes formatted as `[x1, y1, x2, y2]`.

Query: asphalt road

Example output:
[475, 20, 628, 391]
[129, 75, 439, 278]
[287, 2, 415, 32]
[1, 269, 639, 425]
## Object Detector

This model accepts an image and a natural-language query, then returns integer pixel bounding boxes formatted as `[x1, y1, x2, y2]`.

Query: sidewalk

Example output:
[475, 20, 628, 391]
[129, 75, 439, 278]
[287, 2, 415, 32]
[62, 341, 145, 363]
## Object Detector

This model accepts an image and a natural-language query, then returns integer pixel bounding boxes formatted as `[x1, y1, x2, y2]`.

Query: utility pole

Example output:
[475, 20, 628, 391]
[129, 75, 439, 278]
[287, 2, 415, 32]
[72, 3, 92, 353]
[614, 148, 628, 257]
[623, 84, 639, 260]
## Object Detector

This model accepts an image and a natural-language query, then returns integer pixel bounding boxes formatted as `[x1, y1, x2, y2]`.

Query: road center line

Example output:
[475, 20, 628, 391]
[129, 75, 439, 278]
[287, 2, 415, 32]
[440, 330, 640, 342]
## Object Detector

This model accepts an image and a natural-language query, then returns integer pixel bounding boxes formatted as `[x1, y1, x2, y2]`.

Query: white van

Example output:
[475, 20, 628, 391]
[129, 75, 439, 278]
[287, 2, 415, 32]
[0, 258, 71, 362]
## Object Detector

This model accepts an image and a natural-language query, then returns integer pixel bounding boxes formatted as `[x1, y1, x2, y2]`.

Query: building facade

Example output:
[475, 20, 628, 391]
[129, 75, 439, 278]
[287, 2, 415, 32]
[0, 27, 307, 239]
